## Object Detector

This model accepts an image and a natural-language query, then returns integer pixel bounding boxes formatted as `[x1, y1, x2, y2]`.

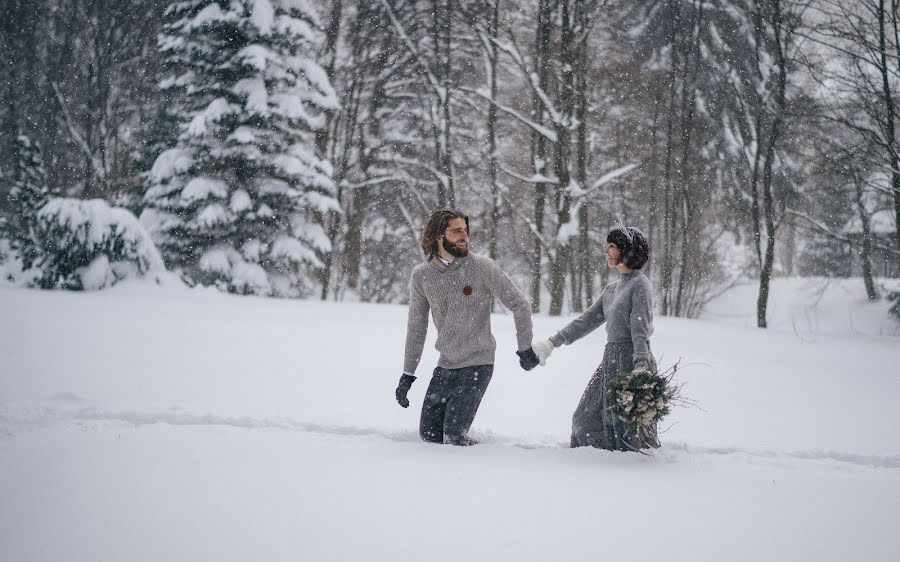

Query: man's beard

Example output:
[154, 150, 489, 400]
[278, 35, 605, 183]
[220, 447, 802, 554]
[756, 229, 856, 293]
[443, 237, 469, 257]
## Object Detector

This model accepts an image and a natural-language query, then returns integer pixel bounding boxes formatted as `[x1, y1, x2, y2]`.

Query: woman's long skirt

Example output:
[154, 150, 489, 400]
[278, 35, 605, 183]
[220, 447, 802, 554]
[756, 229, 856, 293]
[570, 341, 660, 451]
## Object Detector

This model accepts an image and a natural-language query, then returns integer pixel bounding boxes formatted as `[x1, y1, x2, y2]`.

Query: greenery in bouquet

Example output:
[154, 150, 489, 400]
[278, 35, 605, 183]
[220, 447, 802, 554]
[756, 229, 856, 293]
[607, 361, 689, 449]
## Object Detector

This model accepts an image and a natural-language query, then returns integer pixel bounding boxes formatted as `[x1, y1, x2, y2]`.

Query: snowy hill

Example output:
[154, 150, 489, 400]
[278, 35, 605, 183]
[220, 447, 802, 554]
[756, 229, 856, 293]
[702, 276, 900, 337]
[1, 278, 899, 561]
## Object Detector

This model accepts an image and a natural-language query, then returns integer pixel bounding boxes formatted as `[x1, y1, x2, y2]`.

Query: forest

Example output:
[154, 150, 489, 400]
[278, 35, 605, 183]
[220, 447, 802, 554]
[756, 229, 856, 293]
[2, 0, 899, 325]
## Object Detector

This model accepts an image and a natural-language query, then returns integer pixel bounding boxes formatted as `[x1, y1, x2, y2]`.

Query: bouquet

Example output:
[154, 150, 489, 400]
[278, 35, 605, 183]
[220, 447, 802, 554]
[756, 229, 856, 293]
[607, 361, 686, 450]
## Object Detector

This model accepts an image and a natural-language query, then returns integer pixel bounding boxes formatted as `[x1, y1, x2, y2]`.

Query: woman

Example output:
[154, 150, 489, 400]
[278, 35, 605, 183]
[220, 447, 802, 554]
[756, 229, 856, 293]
[533, 226, 658, 451]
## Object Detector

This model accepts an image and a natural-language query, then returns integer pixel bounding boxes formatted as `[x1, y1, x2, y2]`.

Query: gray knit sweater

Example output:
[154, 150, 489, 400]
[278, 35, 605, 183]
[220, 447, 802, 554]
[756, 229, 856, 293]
[549, 270, 654, 370]
[403, 253, 533, 374]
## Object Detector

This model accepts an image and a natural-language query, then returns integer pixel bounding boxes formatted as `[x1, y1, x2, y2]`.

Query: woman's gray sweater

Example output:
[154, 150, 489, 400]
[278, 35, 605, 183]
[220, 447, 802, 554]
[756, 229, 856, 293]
[549, 270, 654, 370]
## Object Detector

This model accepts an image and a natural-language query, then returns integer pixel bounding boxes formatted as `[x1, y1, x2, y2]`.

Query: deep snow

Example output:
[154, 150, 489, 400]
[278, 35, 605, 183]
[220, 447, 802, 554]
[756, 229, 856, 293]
[1, 277, 899, 561]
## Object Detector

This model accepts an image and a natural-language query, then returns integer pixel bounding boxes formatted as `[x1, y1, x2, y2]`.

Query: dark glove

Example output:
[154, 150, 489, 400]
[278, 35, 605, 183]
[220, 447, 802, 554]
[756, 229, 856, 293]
[395, 374, 416, 408]
[517, 348, 540, 371]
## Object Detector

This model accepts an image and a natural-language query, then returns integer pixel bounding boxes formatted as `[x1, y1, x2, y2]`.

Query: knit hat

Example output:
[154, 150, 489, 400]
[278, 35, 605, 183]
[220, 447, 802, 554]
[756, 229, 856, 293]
[607, 226, 650, 269]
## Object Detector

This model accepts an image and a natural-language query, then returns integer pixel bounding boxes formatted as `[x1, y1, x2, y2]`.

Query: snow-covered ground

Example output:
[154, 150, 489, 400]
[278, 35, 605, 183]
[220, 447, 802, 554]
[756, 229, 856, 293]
[1, 277, 899, 561]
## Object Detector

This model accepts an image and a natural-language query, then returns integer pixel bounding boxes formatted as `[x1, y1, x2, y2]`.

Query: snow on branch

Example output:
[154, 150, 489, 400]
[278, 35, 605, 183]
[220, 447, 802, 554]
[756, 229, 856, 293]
[459, 86, 558, 142]
[498, 164, 558, 185]
[340, 175, 408, 191]
[380, 155, 446, 184]
[377, 0, 443, 100]
[491, 31, 564, 127]
[588, 162, 641, 191]
[573, 162, 641, 201]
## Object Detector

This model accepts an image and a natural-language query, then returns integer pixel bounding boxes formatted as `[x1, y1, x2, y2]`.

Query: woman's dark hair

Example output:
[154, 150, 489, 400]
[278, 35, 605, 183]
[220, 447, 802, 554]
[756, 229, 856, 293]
[607, 226, 650, 269]
[421, 208, 469, 259]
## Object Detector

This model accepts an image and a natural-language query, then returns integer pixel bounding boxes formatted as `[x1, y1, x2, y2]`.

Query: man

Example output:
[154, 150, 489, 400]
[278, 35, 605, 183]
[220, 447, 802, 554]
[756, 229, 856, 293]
[395, 208, 540, 446]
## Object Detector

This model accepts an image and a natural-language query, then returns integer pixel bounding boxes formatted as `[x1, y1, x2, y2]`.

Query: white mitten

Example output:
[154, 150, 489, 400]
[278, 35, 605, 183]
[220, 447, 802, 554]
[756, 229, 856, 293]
[532, 339, 555, 366]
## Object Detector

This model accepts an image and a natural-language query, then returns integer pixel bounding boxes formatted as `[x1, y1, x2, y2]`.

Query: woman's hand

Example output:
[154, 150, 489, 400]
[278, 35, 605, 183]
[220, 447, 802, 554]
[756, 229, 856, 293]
[532, 339, 555, 366]
[632, 359, 656, 375]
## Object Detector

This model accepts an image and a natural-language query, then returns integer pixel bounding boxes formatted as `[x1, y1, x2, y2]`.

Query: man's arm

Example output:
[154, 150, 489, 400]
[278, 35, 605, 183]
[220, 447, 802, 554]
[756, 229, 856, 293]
[487, 260, 533, 352]
[403, 271, 430, 375]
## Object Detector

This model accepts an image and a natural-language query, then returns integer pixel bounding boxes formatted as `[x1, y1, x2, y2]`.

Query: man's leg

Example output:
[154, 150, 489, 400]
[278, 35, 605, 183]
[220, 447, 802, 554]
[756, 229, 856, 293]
[443, 364, 493, 446]
[419, 367, 452, 443]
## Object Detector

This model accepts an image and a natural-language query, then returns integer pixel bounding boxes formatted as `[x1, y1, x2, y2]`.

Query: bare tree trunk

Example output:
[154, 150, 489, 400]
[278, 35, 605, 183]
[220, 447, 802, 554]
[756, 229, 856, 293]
[853, 173, 879, 300]
[659, 0, 683, 316]
[441, 0, 455, 207]
[549, 0, 576, 316]
[748, 4, 768, 272]
[660, 72, 678, 315]
[317, 0, 343, 300]
[757, 143, 778, 328]
[343, 190, 366, 290]
[749, 118, 764, 271]
[487, 0, 500, 260]
[574, 21, 589, 312]
[674, 0, 704, 317]
[336, 1, 399, 295]
[577, 199, 590, 309]
[568, 256, 579, 313]
[343, 74, 370, 294]
[876, 0, 900, 251]
[530, 0, 552, 314]
[891, 0, 900, 253]
[339, 112, 365, 294]
[647, 84, 663, 274]
[757, 0, 789, 329]
[427, 0, 455, 208]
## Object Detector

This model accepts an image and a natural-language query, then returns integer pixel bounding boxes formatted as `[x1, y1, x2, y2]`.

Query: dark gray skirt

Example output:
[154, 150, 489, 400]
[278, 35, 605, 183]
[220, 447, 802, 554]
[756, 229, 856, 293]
[570, 341, 660, 451]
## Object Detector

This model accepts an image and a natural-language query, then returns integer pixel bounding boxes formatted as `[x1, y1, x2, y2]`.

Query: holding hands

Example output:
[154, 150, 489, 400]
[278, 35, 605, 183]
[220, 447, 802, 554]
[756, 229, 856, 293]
[518, 338, 555, 371]
[516, 348, 540, 371]
[532, 339, 555, 365]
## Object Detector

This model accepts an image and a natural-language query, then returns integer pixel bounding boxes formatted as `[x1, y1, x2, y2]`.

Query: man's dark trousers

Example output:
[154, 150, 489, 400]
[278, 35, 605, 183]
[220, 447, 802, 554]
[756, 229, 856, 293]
[419, 364, 493, 445]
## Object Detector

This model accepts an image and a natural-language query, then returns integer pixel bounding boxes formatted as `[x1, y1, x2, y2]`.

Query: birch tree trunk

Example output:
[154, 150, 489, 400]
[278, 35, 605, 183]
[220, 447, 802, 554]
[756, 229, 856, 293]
[317, 0, 343, 300]
[530, 0, 552, 313]
[548, 0, 576, 316]
[757, 0, 790, 328]
[673, 0, 704, 317]
[487, 0, 500, 260]
[877, 0, 900, 252]
[854, 173, 879, 300]
[574, 68, 589, 312]
[659, 42, 680, 315]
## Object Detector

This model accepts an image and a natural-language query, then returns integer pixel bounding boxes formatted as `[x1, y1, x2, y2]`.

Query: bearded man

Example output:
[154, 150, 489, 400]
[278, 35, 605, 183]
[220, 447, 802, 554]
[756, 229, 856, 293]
[395, 208, 539, 445]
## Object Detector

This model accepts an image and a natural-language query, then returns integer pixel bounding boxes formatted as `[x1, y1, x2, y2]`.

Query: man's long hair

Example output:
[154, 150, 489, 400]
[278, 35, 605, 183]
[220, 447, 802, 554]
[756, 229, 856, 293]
[421, 208, 469, 259]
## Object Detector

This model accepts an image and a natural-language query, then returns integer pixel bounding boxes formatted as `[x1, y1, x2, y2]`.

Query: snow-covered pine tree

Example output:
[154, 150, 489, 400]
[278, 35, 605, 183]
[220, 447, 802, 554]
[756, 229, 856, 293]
[4, 135, 51, 271]
[143, 0, 338, 297]
[2, 134, 163, 290]
[32, 198, 166, 290]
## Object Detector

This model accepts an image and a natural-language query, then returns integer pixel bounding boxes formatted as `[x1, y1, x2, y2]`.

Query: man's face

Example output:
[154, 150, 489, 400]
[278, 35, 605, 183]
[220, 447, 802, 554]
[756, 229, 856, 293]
[441, 217, 469, 257]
